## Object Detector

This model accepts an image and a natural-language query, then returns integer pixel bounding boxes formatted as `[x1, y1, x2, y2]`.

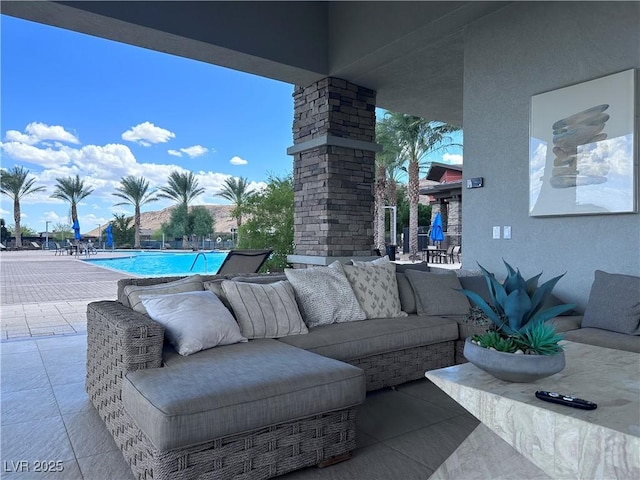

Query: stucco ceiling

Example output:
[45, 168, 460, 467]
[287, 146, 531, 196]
[2, 1, 509, 125]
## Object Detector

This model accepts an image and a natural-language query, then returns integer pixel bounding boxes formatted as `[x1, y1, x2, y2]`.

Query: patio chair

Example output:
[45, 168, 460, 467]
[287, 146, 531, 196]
[0, 242, 6, 251]
[216, 249, 273, 274]
[439, 245, 455, 264]
[452, 245, 461, 263]
[30, 241, 41, 249]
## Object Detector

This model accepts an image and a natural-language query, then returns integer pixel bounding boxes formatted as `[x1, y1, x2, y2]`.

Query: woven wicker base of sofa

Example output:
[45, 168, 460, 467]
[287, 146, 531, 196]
[349, 341, 455, 391]
[103, 404, 356, 480]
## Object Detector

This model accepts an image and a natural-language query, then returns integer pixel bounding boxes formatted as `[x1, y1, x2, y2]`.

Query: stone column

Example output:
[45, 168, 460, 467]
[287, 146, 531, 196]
[287, 78, 380, 266]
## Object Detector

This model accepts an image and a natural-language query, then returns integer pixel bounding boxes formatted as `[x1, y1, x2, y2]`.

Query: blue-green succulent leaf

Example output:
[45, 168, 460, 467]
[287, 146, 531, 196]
[529, 304, 576, 324]
[525, 272, 542, 296]
[503, 289, 532, 332]
[457, 289, 500, 325]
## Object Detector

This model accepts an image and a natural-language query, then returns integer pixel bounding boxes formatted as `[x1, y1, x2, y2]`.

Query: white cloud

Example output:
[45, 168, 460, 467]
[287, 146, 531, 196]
[180, 145, 208, 158]
[168, 149, 182, 157]
[442, 153, 463, 164]
[121, 122, 175, 146]
[230, 156, 248, 165]
[0, 141, 77, 168]
[5, 122, 79, 145]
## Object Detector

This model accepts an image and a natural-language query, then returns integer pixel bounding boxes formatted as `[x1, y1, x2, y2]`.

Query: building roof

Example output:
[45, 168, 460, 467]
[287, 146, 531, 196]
[425, 162, 463, 182]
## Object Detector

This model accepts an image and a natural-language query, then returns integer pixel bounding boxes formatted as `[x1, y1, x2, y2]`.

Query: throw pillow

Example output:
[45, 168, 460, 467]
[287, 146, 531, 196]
[124, 275, 204, 314]
[285, 261, 366, 327]
[395, 262, 430, 273]
[220, 280, 308, 338]
[458, 275, 492, 305]
[140, 290, 247, 356]
[351, 256, 390, 266]
[582, 270, 640, 335]
[404, 269, 470, 316]
[342, 262, 407, 319]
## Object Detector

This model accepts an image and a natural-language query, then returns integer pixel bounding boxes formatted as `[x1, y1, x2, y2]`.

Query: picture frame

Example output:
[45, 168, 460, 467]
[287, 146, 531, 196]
[529, 69, 637, 216]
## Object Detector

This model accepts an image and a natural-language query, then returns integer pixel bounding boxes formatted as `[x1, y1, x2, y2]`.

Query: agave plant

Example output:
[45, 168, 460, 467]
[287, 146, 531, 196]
[461, 260, 575, 355]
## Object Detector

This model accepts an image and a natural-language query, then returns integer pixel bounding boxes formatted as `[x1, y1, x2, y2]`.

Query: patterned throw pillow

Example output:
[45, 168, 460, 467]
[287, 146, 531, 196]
[221, 280, 308, 338]
[285, 261, 366, 328]
[124, 275, 204, 314]
[140, 290, 247, 356]
[342, 262, 407, 319]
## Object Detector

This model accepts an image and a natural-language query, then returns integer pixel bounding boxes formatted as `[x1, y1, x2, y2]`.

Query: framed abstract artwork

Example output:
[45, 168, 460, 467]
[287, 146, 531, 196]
[529, 69, 637, 216]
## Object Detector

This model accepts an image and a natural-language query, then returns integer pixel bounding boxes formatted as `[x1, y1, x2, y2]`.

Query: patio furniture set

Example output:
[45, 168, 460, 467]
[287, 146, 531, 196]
[85, 259, 639, 480]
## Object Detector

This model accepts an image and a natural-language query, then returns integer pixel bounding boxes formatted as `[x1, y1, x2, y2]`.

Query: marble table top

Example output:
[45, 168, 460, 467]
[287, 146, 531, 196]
[426, 341, 640, 479]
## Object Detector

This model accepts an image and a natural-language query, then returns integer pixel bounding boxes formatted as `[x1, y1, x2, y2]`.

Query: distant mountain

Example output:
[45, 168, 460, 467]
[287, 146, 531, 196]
[84, 205, 238, 236]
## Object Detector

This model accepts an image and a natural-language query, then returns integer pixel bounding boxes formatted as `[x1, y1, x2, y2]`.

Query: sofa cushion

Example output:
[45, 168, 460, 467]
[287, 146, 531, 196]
[277, 314, 458, 362]
[220, 280, 308, 338]
[140, 290, 246, 356]
[342, 262, 407, 319]
[564, 328, 640, 353]
[124, 275, 204, 314]
[458, 275, 492, 305]
[395, 262, 430, 273]
[396, 273, 417, 314]
[122, 339, 365, 450]
[285, 261, 366, 327]
[404, 270, 470, 316]
[582, 270, 640, 335]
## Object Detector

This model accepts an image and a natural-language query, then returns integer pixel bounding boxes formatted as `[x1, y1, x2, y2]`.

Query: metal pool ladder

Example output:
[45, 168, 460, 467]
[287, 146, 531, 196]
[190, 252, 208, 273]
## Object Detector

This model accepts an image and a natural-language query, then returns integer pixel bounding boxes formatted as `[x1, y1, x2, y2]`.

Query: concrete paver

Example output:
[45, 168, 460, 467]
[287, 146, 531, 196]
[1, 250, 134, 341]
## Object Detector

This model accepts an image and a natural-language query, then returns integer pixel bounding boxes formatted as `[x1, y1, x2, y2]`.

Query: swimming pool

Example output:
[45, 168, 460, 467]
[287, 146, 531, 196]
[86, 251, 228, 277]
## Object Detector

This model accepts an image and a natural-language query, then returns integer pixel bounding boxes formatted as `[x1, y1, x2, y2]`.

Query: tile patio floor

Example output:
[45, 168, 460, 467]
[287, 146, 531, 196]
[3, 250, 536, 480]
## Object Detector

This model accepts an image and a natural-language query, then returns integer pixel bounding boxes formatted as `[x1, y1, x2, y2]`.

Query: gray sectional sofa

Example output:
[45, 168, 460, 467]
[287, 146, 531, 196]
[85, 263, 639, 480]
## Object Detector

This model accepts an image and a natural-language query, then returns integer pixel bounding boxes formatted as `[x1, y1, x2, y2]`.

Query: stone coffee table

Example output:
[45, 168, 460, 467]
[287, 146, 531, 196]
[426, 341, 639, 479]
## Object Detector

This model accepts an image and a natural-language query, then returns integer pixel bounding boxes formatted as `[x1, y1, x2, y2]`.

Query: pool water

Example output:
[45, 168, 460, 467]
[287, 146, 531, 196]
[86, 251, 228, 277]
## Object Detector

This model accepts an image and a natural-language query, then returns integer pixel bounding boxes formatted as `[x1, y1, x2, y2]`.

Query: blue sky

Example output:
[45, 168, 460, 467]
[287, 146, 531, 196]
[1, 14, 462, 235]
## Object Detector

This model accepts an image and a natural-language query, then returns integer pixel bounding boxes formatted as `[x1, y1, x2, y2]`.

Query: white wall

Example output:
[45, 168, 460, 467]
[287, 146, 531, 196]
[462, 1, 640, 310]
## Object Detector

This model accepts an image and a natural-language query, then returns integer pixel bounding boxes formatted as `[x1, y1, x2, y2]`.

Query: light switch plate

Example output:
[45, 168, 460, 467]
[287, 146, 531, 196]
[492, 226, 501, 239]
[503, 226, 511, 239]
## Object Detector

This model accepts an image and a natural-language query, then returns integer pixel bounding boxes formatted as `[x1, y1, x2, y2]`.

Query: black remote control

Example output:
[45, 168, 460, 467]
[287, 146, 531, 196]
[535, 391, 597, 410]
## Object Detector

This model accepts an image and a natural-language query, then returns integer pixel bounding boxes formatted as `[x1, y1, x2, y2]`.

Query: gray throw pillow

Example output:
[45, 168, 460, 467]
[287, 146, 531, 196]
[395, 262, 430, 273]
[124, 275, 204, 314]
[140, 290, 247, 356]
[285, 261, 366, 327]
[582, 270, 640, 335]
[404, 269, 470, 316]
[342, 262, 407, 319]
[458, 275, 492, 305]
[221, 280, 308, 338]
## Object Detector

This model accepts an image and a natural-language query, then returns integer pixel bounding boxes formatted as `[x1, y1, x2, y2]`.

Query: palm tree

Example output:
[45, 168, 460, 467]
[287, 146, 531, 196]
[216, 177, 255, 241]
[385, 112, 460, 258]
[157, 171, 204, 248]
[113, 176, 158, 249]
[0, 166, 46, 248]
[375, 117, 404, 251]
[50, 174, 94, 225]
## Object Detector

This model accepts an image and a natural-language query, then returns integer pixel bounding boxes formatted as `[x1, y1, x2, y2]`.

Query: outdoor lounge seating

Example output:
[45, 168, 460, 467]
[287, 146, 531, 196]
[215, 248, 273, 274]
[86, 261, 639, 480]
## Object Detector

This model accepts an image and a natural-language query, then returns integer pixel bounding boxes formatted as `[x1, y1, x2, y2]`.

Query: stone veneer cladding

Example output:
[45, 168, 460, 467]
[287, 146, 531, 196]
[290, 78, 377, 257]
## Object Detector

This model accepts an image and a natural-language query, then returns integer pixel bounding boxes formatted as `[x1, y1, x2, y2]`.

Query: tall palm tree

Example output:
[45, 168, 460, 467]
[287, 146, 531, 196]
[216, 177, 255, 240]
[385, 112, 460, 258]
[50, 174, 94, 226]
[375, 117, 404, 251]
[157, 171, 204, 248]
[113, 176, 158, 249]
[1, 166, 46, 248]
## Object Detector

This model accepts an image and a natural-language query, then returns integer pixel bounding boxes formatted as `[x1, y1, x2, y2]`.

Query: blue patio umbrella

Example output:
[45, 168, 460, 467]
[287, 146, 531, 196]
[72, 219, 81, 240]
[430, 212, 445, 244]
[105, 224, 113, 248]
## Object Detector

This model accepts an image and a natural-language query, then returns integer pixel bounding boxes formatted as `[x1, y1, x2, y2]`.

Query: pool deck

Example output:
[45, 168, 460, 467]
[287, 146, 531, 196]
[0, 250, 134, 340]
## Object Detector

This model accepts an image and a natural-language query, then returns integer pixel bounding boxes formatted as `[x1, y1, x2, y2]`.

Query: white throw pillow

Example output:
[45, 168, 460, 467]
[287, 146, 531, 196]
[140, 290, 247, 356]
[351, 256, 390, 266]
[342, 262, 407, 319]
[221, 280, 308, 338]
[285, 261, 366, 327]
[124, 275, 204, 314]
